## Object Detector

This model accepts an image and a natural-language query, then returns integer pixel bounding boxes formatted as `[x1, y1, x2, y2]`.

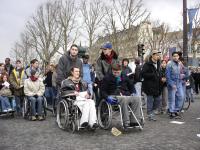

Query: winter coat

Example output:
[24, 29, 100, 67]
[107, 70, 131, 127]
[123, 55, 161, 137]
[24, 78, 45, 97]
[95, 51, 119, 81]
[141, 57, 161, 96]
[9, 68, 26, 96]
[56, 51, 83, 86]
[134, 64, 143, 82]
[25, 67, 42, 78]
[101, 73, 133, 99]
[0, 82, 12, 97]
[60, 77, 88, 96]
[121, 66, 132, 79]
[44, 71, 53, 87]
[4, 64, 14, 76]
[160, 67, 167, 88]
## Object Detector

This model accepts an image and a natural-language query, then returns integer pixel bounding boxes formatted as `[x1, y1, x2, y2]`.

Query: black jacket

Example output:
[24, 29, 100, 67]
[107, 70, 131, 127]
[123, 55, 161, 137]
[160, 67, 167, 88]
[101, 73, 133, 99]
[141, 58, 161, 96]
[56, 52, 83, 86]
[44, 71, 53, 87]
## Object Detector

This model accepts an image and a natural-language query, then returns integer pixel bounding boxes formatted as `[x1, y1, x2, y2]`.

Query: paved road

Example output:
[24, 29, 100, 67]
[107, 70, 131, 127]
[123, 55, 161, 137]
[0, 97, 200, 150]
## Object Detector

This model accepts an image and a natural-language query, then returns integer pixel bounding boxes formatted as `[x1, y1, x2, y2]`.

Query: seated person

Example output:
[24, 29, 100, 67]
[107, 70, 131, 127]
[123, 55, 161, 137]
[0, 73, 13, 112]
[61, 67, 98, 129]
[101, 63, 142, 129]
[24, 70, 45, 121]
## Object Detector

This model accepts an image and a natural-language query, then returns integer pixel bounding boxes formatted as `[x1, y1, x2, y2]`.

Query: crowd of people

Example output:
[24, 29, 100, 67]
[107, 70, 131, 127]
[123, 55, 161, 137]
[0, 42, 199, 131]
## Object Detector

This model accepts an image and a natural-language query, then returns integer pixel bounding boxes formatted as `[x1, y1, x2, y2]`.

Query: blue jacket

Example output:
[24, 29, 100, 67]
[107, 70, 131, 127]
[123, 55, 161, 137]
[166, 61, 182, 87]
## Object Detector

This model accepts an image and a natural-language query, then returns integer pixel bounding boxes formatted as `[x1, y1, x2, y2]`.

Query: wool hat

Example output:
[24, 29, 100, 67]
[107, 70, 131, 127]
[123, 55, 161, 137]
[151, 50, 161, 56]
[102, 42, 112, 49]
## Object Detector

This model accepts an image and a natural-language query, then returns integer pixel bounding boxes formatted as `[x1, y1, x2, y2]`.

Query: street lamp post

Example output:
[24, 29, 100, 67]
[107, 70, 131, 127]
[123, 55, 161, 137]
[183, 0, 188, 66]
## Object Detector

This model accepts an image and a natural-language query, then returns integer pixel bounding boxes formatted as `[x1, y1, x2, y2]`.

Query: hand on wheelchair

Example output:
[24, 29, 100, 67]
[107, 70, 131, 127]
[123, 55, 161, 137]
[106, 96, 118, 105]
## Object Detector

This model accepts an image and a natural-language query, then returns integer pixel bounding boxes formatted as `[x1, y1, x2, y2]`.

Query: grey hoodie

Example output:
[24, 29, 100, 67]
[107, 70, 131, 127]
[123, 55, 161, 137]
[56, 51, 83, 86]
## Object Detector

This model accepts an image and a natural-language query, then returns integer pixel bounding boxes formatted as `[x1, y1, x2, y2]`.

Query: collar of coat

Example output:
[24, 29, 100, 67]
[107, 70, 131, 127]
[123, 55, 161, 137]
[100, 50, 118, 60]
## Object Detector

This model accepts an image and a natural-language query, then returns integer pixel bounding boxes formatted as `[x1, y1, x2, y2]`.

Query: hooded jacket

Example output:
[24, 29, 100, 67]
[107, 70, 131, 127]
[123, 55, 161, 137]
[56, 51, 83, 86]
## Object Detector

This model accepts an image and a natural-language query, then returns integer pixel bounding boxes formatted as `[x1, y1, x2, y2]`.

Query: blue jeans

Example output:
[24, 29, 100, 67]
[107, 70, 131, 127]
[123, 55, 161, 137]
[28, 96, 43, 116]
[45, 87, 56, 105]
[146, 95, 161, 115]
[134, 82, 142, 96]
[15, 96, 23, 113]
[168, 83, 184, 113]
[87, 83, 93, 97]
[0, 96, 12, 111]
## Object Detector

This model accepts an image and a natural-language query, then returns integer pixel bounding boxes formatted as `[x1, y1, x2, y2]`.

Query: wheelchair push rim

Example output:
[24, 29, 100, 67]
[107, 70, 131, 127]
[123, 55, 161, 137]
[98, 100, 112, 130]
[56, 100, 69, 130]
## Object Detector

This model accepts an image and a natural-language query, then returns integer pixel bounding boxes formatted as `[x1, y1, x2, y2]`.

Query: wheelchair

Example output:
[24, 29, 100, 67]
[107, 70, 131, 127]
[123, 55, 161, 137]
[0, 96, 15, 117]
[98, 96, 145, 130]
[22, 96, 47, 120]
[56, 90, 93, 133]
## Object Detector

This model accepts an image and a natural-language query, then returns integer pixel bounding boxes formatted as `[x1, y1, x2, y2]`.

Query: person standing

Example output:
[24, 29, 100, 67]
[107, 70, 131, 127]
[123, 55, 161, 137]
[82, 53, 95, 98]
[56, 44, 83, 87]
[4, 58, 14, 76]
[141, 50, 161, 121]
[166, 51, 184, 119]
[160, 60, 168, 114]
[95, 42, 119, 82]
[9, 60, 26, 114]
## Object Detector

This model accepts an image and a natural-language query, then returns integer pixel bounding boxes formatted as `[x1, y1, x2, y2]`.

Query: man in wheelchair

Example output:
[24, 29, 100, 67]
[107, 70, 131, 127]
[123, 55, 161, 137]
[61, 67, 98, 130]
[24, 70, 45, 121]
[101, 63, 142, 130]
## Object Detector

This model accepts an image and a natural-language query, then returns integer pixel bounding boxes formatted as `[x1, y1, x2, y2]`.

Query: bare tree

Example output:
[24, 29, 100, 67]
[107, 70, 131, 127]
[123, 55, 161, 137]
[80, 0, 105, 49]
[58, 0, 79, 52]
[26, 1, 63, 65]
[146, 21, 170, 54]
[113, 0, 149, 30]
[10, 32, 38, 66]
[102, 0, 150, 58]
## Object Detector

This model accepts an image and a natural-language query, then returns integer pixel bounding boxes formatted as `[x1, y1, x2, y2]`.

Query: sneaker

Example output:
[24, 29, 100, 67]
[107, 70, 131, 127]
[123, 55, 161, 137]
[38, 116, 44, 121]
[91, 123, 99, 130]
[130, 122, 139, 127]
[7, 108, 13, 112]
[81, 122, 89, 128]
[169, 113, 176, 119]
[123, 123, 130, 131]
[31, 116, 37, 121]
[148, 114, 157, 121]
[174, 112, 182, 119]
[153, 110, 160, 115]
[3, 109, 8, 112]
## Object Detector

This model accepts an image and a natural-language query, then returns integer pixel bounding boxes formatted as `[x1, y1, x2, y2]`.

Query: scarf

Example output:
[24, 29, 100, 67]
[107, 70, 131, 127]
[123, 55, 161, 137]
[30, 76, 38, 82]
[105, 51, 114, 64]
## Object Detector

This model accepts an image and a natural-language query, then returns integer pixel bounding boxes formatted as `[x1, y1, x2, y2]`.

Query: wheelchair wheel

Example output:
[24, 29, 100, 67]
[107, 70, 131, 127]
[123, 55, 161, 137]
[22, 98, 28, 119]
[43, 98, 48, 119]
[68, 121, 76, 133]
[56, 100, 69, 130]
[98, 100, 112, 129]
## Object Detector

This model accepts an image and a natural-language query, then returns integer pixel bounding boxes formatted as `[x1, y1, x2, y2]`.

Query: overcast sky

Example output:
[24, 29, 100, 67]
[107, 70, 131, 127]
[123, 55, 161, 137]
[0, 0, 199, 62]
